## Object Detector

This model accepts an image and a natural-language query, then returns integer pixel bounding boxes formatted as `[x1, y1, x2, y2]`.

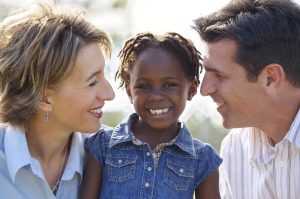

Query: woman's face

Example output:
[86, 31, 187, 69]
[46, 42, 115, 133]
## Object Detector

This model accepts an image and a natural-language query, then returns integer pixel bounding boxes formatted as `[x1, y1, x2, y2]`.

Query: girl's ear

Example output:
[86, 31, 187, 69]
[187, 78, 198, 101]
[37, 89, 53, 112]
[125, 81, 133, 104]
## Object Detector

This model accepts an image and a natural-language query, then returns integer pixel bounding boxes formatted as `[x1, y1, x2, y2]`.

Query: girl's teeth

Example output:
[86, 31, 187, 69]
[149, 108, 169, 115]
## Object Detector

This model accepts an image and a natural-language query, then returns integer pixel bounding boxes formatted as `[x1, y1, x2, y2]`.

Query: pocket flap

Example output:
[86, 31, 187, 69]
[166, 160, 194, 178]
[106, 155, 137, 167]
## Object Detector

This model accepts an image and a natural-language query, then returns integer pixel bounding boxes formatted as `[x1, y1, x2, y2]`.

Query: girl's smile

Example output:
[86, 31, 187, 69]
[148, 107, 170, 115]
[126, 47, 197, 132]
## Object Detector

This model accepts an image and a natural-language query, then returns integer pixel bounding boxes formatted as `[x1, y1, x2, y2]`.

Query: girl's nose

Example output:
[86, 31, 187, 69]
[148, 86, 164, 101]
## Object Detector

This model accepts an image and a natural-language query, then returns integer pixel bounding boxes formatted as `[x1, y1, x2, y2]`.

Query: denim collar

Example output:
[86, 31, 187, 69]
[109, 113, 196, 156]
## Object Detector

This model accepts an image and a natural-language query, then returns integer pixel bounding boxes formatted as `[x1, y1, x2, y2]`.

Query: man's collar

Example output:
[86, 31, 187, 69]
[248, 108, 300, 164]
[284, 108, 300, 148]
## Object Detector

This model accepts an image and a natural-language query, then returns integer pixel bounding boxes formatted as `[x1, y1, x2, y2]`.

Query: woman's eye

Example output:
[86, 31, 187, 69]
[89, 80, 98, 87]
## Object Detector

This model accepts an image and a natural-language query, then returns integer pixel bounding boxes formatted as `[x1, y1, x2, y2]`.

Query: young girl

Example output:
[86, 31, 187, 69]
[80, 32, 222, 199]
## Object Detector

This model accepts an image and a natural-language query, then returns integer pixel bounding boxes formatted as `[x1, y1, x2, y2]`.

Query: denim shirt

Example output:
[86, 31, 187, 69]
[86, 113, 222, 199]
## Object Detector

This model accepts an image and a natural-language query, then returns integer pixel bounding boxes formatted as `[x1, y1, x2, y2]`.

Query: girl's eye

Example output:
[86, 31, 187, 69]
[164, 83, 177, 88]
[135, 84, 150, 89]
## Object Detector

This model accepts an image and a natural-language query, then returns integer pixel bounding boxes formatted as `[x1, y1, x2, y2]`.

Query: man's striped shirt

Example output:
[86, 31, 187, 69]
[219, 109, 300, 199]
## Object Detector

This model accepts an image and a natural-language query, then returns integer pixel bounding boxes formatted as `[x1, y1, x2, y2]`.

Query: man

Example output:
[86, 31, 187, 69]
[194, 0, 300, 198]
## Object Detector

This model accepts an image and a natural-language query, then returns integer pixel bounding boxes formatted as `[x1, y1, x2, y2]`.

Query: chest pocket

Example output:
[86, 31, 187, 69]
[105, 155, 137, 182]
[163, 159, 195, 190]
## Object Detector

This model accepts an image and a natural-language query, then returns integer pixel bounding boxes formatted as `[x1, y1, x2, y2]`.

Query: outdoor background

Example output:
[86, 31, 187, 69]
[4, 0, 298, 151]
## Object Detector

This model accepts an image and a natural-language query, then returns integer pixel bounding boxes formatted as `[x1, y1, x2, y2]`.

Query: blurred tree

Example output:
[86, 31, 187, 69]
[186, 112, 228, 152]
[112, 0, 127, 9]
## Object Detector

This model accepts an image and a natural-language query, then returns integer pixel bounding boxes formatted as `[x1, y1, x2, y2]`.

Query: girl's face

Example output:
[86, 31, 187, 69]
[126, 48, 197, 131]
[45, 42, 115, 133]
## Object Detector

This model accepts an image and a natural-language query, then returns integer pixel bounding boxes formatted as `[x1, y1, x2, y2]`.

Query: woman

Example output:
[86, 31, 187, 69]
[0, 2, 115, 198]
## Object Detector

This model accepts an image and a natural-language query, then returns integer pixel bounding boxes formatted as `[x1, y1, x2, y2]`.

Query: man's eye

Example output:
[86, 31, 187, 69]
[215, 73, 225, 79]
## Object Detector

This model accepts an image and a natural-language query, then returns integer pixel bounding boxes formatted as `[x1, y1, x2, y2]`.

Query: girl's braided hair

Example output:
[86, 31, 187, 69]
[115, 32, 203, 87]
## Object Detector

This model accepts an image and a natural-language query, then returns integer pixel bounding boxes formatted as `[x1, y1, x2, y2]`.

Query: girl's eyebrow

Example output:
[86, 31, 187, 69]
[85, 71, 100, 82]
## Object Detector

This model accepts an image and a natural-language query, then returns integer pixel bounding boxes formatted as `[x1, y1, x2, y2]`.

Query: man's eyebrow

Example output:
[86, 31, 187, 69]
[203, 64, 219, 73]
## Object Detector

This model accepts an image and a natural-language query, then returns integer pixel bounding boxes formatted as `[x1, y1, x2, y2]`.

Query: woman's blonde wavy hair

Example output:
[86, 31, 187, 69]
[0, 1, 112, 126]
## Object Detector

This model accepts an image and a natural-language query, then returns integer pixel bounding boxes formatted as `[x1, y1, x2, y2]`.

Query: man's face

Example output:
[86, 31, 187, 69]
[200, 39, 266, 128]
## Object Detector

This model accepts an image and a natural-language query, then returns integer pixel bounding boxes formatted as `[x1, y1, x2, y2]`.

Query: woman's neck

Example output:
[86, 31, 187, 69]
[24, 117, 73, 193]
[25, 118, 72, 163]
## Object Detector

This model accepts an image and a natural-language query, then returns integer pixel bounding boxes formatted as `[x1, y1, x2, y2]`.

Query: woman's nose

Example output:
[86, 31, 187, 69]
[98, 77, 115, 101]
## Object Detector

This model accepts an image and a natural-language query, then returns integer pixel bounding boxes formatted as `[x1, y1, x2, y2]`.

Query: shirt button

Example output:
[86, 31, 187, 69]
[145, 182, 150, 187]
[147, 167, 152, 171]
[146, 152, 151, 156]
[118, 159, 122, 164]
[179, 168, 184, 173]
[279, 160, 284, 167]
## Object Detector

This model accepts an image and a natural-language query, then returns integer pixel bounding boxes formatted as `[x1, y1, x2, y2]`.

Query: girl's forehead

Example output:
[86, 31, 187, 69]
[137, 48, 176, 63]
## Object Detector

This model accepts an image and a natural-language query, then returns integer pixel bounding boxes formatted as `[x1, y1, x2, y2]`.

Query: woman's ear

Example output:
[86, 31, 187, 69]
[38, 89, 53, 112]
[187, 79, 198, 101]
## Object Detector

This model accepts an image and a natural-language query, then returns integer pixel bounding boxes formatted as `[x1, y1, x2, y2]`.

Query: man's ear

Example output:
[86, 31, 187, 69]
[187, 78, 198, 101]
[38, 89, 53, 112]
[125, 81, 133, 104]
[261, 64, 285, 88]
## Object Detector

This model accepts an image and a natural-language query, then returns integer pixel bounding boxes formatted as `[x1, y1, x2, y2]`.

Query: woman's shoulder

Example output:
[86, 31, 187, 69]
[0, 125, 6, 151]
[0, 124, 9, 147]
